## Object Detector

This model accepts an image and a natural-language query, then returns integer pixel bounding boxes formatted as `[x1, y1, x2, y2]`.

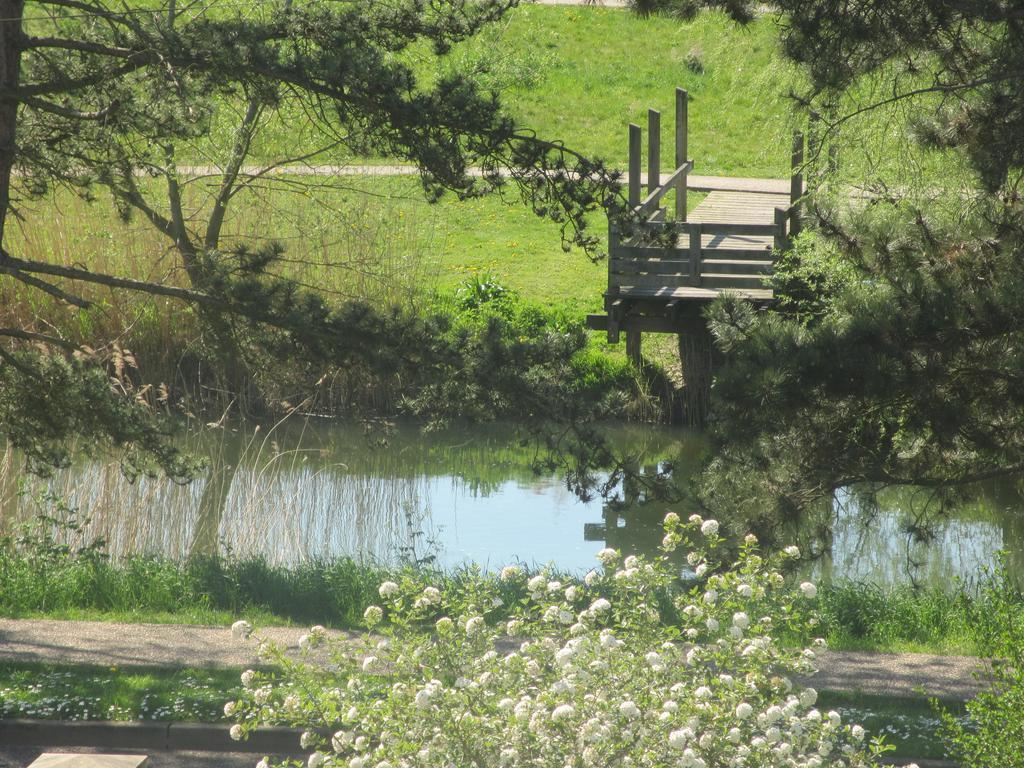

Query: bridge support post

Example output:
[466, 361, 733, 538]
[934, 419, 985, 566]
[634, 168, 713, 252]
[677, 319, 713, 428]
[626, 330, 642, 366]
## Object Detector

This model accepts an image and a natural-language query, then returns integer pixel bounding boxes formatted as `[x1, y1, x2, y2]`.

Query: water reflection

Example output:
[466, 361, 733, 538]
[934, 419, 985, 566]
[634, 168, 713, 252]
[1, 421, 1022, 586]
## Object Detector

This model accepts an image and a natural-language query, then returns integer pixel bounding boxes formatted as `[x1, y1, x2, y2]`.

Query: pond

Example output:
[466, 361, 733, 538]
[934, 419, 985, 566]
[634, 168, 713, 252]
[2, 419, 1022, 587]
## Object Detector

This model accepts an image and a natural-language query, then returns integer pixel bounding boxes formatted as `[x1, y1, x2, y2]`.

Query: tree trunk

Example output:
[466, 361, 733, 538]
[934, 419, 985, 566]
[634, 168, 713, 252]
[677, 320, 713, 428]
[0, 1, 25, 245]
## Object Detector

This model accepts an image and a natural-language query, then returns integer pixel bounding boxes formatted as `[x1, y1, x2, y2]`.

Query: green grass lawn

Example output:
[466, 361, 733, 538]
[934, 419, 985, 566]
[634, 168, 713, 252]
[0, 662, 242, 722]
[471, 6, 796, 175]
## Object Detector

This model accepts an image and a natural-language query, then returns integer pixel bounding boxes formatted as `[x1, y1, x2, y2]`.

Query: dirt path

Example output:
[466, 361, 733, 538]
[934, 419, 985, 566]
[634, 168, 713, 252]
[0, 618, 987, 701]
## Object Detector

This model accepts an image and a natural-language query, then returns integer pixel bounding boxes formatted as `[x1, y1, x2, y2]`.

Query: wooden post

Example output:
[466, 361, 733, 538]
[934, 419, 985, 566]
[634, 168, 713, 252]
[688, 223, 702, 286]
[774, 207, 788, 252]
[790, 130, 804, 237]
[626, 330, 642, 366]
[607, 298, 625, 345]
[675, 87, 688, 222]
[629, 123, 641, 209]
[678, 320, 713, 428]
[648, 109, 660, 196]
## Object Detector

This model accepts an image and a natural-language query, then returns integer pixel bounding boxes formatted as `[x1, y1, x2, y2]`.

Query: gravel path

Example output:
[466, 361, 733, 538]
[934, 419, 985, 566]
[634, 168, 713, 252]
[0, 619, 988, 701]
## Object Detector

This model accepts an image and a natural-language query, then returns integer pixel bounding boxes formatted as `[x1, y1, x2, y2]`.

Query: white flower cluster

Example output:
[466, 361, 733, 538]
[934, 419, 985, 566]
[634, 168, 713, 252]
[228, 519, 888, 768]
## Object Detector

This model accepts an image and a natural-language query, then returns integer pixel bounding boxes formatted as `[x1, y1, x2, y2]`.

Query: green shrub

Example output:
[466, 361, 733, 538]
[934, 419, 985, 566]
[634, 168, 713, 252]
[938, 566, 1024, 767]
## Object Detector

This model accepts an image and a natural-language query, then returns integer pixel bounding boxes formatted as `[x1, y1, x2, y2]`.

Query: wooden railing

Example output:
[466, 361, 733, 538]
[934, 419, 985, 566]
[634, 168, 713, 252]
[627, 87, 692, 221]
[608, 87, 809, 289]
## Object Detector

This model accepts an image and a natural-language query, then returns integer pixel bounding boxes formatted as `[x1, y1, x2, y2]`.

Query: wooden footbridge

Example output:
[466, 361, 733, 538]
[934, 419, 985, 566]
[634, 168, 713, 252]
[586, 87, 807, 371]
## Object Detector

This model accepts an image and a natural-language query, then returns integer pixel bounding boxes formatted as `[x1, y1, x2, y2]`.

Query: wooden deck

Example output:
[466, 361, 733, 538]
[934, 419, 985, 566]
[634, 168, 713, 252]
[586, 87, 806, 352]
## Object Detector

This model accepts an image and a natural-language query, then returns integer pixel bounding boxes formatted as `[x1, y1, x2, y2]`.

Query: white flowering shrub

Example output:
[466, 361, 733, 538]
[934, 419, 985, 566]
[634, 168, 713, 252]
[227, 514, 898, 768]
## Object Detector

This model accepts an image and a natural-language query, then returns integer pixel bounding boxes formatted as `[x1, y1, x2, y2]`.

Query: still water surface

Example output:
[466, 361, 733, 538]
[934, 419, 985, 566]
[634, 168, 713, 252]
[2, 421, 1022, 586]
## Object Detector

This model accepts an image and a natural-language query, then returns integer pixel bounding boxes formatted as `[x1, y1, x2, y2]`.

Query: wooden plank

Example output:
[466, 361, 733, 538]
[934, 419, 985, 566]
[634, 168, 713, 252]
[774, 207, 788, 252]
[693, 208, 783, 216]
[791, 130, 804, 236]
[611, 273, 691, 289]
[612, 244, 677, 260]
[29, 756, 148, 768]
[607, 298, 626, 344]
[689, 223, 702, 286]
[693, 207, 789, 217]
[699, 191, 790, 200]
[699, 247, 775, 260]
[697, 274, 769, 289]
[697, 233, 775, 243]
[701, 259, 773, 274]
[587, 314, 688, 334]
[700, 222, 776, 236]
[615, 242, 774, 260]
[694, 204, 781, 211]
[610, 258, 691, 275]
[692, 193, 790, 206]
[636, 160, 693, 217]
[626, 330, 642, 365]
[619, 286, 774, 301]
[693, 197, 790, 209]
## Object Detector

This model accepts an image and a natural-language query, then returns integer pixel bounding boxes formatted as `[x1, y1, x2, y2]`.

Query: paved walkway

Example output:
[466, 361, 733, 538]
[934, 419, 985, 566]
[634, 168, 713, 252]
[0, 619, 988, 701]
[175, 163, 791, 196]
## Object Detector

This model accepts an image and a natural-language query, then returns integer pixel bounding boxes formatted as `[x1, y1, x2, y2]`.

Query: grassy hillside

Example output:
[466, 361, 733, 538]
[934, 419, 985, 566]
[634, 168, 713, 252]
[231, 6, 799, 177]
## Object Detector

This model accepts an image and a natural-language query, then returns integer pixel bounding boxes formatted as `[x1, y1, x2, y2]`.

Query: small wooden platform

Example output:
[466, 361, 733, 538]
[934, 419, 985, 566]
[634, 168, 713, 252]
[586, 87, 807, 355]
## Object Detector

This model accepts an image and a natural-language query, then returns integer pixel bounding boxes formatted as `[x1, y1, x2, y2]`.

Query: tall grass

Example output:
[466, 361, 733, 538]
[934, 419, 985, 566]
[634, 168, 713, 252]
[818, 581, 983, 654]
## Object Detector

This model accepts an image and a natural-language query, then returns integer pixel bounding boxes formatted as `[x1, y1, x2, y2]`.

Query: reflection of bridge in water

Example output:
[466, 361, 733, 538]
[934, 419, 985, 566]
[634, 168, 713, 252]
[583, 463, 679, 562]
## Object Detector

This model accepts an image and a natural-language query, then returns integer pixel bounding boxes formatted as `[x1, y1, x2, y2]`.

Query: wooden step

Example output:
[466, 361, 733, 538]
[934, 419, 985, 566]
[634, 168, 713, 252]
[701, 259, 773, 275]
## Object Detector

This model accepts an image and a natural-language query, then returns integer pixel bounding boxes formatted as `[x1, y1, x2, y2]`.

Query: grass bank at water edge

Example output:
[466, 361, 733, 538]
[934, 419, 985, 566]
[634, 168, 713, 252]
[0, 546, 1006, 656]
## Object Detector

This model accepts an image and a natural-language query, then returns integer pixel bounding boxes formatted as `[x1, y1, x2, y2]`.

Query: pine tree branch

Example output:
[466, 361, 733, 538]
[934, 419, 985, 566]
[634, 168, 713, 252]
[14, 60, 150, 97]
[0, 262, 91, 307]
[21, 94, 118, 121]
[0, 249, 218, 307]
[0, 327, 77, 349]
[25, 36, 135, 58]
